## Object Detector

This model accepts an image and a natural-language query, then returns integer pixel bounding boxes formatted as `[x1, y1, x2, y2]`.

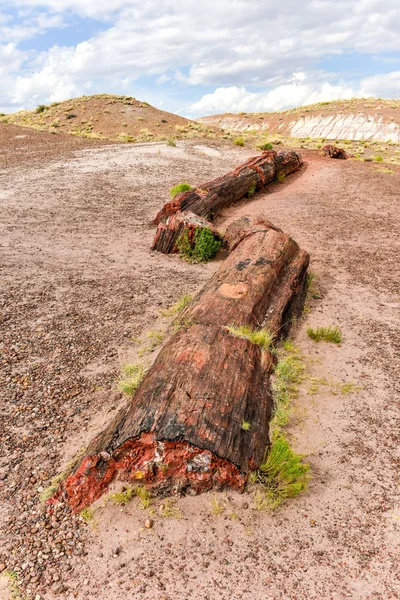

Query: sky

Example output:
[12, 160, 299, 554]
[1, 0, 400, 117]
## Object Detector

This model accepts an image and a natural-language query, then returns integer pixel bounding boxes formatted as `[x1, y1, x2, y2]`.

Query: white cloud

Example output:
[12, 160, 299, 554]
[362, 71, 400, 96]
[189, 77, 366, 115]
[1, 1, 400, 110]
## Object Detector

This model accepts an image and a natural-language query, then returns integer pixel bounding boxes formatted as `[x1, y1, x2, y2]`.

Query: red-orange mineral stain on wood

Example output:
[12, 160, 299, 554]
[218, 283, 249, 298]
[60, 433, 245, 513]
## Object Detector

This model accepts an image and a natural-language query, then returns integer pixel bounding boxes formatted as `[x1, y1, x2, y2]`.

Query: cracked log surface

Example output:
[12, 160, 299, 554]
[61, 217, 309, 512]
[152, 150, 303, 227]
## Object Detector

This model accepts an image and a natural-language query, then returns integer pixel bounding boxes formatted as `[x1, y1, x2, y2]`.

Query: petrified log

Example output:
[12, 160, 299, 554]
[153, 150, 302, 226]
[322, 144, 348, 159]
[61, 217, 309, 511]
[180, 219, 309, 335]
[151, 211, 219, 254]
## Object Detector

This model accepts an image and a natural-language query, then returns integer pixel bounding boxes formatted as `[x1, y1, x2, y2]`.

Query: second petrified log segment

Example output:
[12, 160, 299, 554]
[153, 150, 303, 226]
[61, 217, 309, 512]
[180, 218, 309, 335]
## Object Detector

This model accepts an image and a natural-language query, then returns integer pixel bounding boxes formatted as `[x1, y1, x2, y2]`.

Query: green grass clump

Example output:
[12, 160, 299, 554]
[80, 507, 95, 522]
[306, 271, 322, 300]
[272, 344, 305, 426]
[177, 228, 221, 263]
[257, 432, 310, 509]
[252, 342, 309, 509]
[374, 155, 383, 162]
[247, 183, 257, 198]
[241, 421, 251, 431]
[226, 325, 274, 351]
[306, 325, 342, 344]
[211, 495, 225, 516]
[234, 137, 244, 146]
[167, 137, 176, 147]
[276, 173, 286, 184]
[258, 141, 273, 151]
[118, 363, 146, 396]
[160, 294, 192, 317]
[135, 486, 152, 509]
[108, 486, 134, 505]
[169, 182, 192, 198]
[35, 104, 48, 113]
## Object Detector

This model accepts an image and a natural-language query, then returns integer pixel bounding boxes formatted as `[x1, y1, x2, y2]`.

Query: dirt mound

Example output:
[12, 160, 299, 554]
[198, 97, 400, 143]
[3, 94, 215, 143]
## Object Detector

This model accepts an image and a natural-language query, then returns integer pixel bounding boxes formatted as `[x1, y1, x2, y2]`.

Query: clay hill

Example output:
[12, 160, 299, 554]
[197, 97, 400, 143]
[2, 94, 215, 143]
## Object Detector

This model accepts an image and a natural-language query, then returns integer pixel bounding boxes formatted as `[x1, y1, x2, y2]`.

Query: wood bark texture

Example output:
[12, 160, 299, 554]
[61, 217, 309, 512]
[152, 150, 303, 227]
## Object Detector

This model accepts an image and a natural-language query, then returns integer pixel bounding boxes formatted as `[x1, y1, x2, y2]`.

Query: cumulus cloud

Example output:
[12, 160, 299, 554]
[1, 0, 400, 111]
[189, 77, 366, 115]
[362, 71, 400, 96]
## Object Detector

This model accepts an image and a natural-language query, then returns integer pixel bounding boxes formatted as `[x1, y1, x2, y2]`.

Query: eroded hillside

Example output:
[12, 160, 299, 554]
[198, 98, 400, 142]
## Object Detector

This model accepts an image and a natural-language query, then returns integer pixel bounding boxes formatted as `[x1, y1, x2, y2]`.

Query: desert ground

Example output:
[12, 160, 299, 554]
[0, 123, 399, 600]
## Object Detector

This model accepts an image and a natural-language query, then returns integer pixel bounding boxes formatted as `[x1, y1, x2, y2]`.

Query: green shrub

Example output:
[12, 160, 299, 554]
[36, 104, 48, 113]
[276, 173, 286, 184]
[234, 137, 244, 146]
[66, 113, 77, 119]
[177, 228, 221, 263]
[167, 137, 176, 147]
[170, 183, 192, 198]
[258, 141, 273, 151]
[374, 155, 383, 162]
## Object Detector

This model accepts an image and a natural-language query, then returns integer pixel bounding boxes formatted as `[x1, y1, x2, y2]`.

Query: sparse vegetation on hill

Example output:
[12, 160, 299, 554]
[3, 94, 216, 143]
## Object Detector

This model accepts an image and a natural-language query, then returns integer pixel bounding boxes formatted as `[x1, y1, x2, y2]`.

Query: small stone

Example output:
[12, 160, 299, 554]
[0, 563, 6, 572]
[241, 502, 249, 509]
[145, 519, 154, 529]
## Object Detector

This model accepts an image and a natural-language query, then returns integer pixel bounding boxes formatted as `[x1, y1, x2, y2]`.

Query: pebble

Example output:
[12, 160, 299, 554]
[145, 518, 154, 529]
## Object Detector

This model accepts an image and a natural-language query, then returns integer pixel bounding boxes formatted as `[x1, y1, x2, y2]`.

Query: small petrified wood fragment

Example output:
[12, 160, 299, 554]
[151, 211, 219, 255]
[61, 217, 309, 511]
[153, 150, 302, 226]
[322, 144, 348, 159]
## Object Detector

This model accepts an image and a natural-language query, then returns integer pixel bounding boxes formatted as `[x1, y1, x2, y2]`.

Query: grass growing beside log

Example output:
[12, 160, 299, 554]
[160, 293, 192, 317]
[169, 182, 192, 198]
[177, 228, 221, 263]
[226, 325, 274, 351]
[253, 341, 310, 509]
[118, 363, 146, 395]
[306, 325, 342, 344]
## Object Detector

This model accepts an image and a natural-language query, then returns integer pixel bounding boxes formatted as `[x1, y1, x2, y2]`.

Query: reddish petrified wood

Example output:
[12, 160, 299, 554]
[180, 222, 309, 335]
[153, 150, 303, 226]
[61, 217, 309, 512]
[322, 144, 348, 159]
[151, 211, 219, 255]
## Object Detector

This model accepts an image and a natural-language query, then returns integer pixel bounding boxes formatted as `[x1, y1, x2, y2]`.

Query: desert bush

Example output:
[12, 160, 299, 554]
[170, 183, 192, 198]
[177, 228, 221, 263]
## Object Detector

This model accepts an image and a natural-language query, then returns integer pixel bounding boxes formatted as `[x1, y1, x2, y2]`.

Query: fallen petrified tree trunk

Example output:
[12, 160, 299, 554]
[61, 217, 309, 512]
[151, 211, 219, 254]
[153, 150, 303, 226]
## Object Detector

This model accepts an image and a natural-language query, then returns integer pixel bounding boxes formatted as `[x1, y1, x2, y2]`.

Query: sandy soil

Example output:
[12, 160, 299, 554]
[0, 122, 399, 600]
